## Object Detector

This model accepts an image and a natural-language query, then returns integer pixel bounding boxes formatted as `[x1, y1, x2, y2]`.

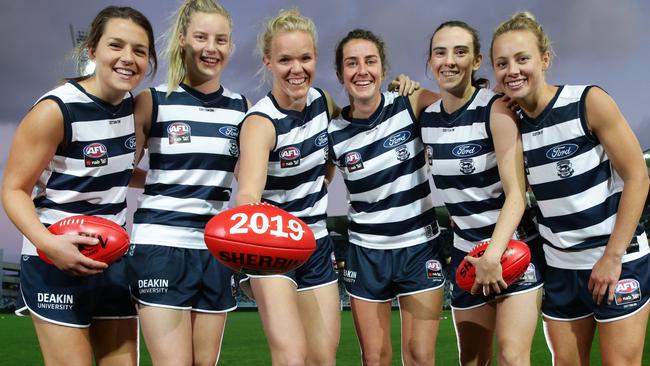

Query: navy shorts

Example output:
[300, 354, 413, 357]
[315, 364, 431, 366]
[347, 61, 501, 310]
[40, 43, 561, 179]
[342, 239, 446, 302]
[127, 244, 236, 312]
[542, 253, 650, 322]
[245, 235, 338, 291]
[16, 254, 136, 327]
[451, 237, 545, 310]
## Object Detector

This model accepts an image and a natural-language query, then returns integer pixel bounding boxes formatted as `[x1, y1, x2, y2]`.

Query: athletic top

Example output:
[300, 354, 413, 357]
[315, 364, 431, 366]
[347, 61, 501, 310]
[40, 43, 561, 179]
[328, 92, 439, 250]
[519, 85, 648, 269]
[22, 80, 135, 255]
[421, 88, 536, 252]
[131, 84, 248, 249]
[246, 88, 330, 239]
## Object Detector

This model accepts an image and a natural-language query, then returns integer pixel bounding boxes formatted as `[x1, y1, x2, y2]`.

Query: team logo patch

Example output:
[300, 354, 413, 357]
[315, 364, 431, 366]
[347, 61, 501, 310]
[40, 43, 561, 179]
[395, 145, 410, 161]
[167, 122, 191, 144]
[556, 159, 574, 178]
[424, 224, 437, 239]
[218, 126, 239, 139]
[426, 145, 433, 166]
[345, 151, 364, 172]
[83, 142, 108, 167]
[314, 132, 328, 147]
[459, 158, 475, 175]
[452, 143, 482, 158]
[426, 260, 443, 279]
[615, 278, 641, 307]
[280, 146, 301, 168]
[229, 140, 239, 157]
[546, 143, 578, 160]
[517, 262, 537, 283]
[383, 131, 411, 149]
[124, 136, 136, 150]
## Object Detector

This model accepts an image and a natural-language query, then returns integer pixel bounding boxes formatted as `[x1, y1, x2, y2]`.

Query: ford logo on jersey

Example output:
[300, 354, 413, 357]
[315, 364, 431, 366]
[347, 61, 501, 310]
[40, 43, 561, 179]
[452, 143, 482, 157]
[219, 126, 239, 139]
[314, 132, 328, 147]
[124, 136, 136, 150]
[383, 131, 411, 148]
[546, 144, 578, 160]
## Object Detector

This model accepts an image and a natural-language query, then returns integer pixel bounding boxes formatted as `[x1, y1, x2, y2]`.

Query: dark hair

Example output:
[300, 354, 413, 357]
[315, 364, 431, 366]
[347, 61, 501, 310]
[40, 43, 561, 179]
[335, 29, 388, 79]
[72, 6, 158, 80]
[428, 20, 488, 88]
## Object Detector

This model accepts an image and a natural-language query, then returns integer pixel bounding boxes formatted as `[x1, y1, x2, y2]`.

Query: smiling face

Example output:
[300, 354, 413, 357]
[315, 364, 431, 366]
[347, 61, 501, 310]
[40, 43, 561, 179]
[428, 26, 481, 97]
[87, 18, 150, 101]
[491, 30, 550, 102]
[339, 38, 384, 106]
[264, 31, 316, 110]
[180, 11, 232, 87]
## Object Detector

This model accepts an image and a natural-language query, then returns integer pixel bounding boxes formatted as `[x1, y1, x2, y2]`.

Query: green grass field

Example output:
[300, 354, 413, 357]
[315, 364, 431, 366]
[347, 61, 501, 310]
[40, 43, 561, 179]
[0, 310, 648, 365]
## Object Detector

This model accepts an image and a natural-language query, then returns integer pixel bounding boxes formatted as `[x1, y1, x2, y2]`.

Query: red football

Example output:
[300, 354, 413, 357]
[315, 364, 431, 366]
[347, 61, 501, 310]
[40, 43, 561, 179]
[204, 203, 316, 275]
[455, 239, 531, 293]
[38, 215, 130, 265]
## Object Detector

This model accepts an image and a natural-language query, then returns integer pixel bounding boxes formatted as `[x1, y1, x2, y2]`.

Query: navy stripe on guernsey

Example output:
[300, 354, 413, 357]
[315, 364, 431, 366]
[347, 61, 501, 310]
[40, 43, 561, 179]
[421, 88, 521, 252]
[519, 85, 648, 269]
[131, 84, 248, 250]
[328, 92, 439, 250]
[22, 80, 135, 256]
[246, 88, 330, 239]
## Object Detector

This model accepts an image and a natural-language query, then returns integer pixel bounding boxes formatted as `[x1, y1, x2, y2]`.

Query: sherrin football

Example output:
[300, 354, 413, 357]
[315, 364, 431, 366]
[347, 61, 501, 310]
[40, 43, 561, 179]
[38, 215, 130, 265]
[455, 239, 531, 293]
[204, 203, 316, 275]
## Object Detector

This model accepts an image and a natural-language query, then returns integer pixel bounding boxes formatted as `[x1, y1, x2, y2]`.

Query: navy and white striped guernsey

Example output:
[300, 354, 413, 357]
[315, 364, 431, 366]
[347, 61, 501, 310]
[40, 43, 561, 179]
[519, 85, 648, 269]
[22, 80, 136, 256]
[131, 84, 248, 250]
[421, 88, 536, 252]
[246, 88, 330, 239]
[328, 92, 439, 250]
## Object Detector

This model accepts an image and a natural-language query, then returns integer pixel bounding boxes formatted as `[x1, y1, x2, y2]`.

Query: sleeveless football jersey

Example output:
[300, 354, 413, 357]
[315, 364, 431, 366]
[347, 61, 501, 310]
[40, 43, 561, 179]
[421, 88, 536, 252]
[22, 80, 135, 255]
[328, 92, 439, 250]
[246, 88, 330, 239]
[131, 84, 248, 249]
[519, 85, 648, 269]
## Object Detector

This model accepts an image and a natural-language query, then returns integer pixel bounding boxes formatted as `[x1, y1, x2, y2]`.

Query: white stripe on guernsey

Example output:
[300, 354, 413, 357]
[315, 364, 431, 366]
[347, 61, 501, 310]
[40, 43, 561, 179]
[538, 215, 617, 249]
[453, 233, 486, 252]
[521, 118, 582, 151]
[349, 225, 439, 250]
[344, 140, 423, 181]
[264, 176, 326, 203]
[49, 154, 134, 176]
[45, 186, 129, 205]
[276, 111, 327, 149]
[268, 148, 327, 177]
[421, 122, 488, 144]
[131, 223, 207, 249]
[145, 169, 232, 186]
[537, 180, 623, 218]
[430, 153, 496, 177]
[526, 145, 608, 185]
[71, 117, 134, 140]
[157, 104, 244, 123]
[137, 194, 228, 216]
[348, 164, 429, 203]
[308, 221, 328, 240]
[453, 209, 500, 232]
[287, 194, 329, 220]
[147, 136, 234, 155]
[349, 195, 435, 224]
[543, 236, 649, 269]
[553, 87, 587, 108]
[440, 180, 502, 204]
[331, 110, 414, 152]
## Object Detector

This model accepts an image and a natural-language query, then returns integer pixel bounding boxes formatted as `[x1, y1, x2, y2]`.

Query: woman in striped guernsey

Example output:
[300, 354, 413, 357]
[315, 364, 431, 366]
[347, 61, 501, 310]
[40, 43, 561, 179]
[420, 21, 544, 366]
[235, 9, 344, 366]
[126, 1, 248, 365]
[491, 12, 649, 366]
[328, 29, 443, 366]
[1, 6, 156, 366]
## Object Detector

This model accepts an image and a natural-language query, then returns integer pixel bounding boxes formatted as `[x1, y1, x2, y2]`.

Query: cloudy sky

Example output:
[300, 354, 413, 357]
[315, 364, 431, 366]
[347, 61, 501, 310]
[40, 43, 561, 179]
[1, 0, 648, 261]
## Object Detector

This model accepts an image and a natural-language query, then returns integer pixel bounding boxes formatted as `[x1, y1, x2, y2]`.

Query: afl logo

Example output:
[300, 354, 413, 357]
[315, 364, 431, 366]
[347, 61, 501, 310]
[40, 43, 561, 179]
[83, 143, 108, 167]
[616, 279, 640, 294]
[383, 131, 411, 148]
[546, 144, 578, 160]
[345, 151, 361, 165]
[167, 122, 191, 144]
[452, 143, 481, 157]
[218, 126, 239, 139]
[280, 147, 301, 168]
[314, 132, 328, 147]
[124, 136, 136, 150]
